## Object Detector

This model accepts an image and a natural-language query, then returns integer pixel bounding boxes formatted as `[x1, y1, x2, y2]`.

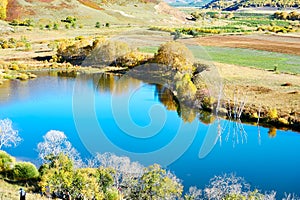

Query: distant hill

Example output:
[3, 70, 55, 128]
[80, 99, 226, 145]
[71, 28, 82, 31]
[164, 0, 212, 7]
[204, 0, 300, 10]
[4, 0, 187, 25]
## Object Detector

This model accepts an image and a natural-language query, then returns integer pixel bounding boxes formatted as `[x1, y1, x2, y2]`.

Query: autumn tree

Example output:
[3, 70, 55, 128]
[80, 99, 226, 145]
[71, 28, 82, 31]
[71, 168, 103, 199]
[134, 164, 183, 200]
[0, 0, 7, 20]
[0, 119, 21, 149]
[155, 41, 194, 73]
[175, 73, 197, 102]
[39, 153, 74, 196]
[83, 40, 131, 66]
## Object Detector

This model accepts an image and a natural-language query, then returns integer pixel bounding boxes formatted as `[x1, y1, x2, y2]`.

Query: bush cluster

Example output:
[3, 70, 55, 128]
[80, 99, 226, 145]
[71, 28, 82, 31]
[0, 36, 31, 50]
[9, 19, 34, 27]
[274, 11, 300, 20]
[0, 151, 38, 181]
[257, 24, 298, 33]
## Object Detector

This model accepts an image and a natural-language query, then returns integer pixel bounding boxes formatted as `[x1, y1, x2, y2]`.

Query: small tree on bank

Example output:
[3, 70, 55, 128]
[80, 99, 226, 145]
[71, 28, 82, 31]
[0, 0, 8, 20]
[154, 41, 194, 73]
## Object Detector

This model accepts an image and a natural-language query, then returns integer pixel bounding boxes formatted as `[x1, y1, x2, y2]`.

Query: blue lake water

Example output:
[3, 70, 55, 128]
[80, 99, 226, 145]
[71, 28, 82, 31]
[0, 72, 300, 198]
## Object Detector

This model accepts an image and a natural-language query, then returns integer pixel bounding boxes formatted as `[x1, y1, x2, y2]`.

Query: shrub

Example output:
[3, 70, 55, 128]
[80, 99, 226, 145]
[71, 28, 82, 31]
[71, 22, 76, 29]
[25, 42, 32, 51]
[115, 52, 147, 68]
[83, 40, 130, 66]
[65, 24, 70, 29]
[95, 21, 101, 28]
[9, 19, 34, 27]
[0, 0, 8, 20]
[0, 151, 15, 173]
[53, 23, 59, 30]
[278, 118, 289, 125]
[268, 108, 278, 120]
[61, 16, 77, 24]
[12, 162, 39, 181]
[45, 24, 52, 30]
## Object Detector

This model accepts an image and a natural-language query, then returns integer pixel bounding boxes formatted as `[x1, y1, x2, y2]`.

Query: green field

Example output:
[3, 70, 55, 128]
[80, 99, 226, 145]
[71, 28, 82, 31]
[139, 45, 300, 74]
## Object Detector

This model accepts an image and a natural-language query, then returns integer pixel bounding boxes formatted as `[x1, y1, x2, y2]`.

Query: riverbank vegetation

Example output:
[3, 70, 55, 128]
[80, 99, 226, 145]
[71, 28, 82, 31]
[0, 147, 283, 200]
[1, 117, 299, 199]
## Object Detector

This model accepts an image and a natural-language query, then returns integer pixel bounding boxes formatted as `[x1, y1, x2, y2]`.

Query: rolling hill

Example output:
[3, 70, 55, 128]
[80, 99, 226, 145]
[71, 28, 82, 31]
[4, 0, 187, 25]
[204, 0, 300, 11]
[164, 0, 212, 7]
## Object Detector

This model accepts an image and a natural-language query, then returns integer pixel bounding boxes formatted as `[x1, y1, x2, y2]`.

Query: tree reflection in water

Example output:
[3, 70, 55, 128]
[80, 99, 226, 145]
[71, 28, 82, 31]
[93, 73, 257, 148]
[155, 84, 251, 148]
[155, 85, 197, 123]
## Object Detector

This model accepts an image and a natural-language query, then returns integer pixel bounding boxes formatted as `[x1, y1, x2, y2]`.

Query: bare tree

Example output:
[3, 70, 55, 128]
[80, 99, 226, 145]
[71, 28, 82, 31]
[37, 130, 82, 167]
[283, 193, 300, 200]
[204, 174, 250, 199]
[0, 118, 21, 149]
[87, 152, 144, 197]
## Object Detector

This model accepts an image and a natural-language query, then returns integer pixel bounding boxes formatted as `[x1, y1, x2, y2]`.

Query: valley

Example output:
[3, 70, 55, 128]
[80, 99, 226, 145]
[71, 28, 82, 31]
[0, 0, 300, 199]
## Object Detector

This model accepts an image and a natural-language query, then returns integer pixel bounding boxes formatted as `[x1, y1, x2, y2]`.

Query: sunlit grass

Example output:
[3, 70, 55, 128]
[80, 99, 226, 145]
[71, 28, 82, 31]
[189, 46, 300, 74]
[138, 45, 300, 74]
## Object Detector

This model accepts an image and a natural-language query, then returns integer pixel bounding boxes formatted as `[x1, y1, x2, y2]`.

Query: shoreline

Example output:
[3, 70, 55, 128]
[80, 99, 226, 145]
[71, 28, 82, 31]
[1, 59, 299, 133]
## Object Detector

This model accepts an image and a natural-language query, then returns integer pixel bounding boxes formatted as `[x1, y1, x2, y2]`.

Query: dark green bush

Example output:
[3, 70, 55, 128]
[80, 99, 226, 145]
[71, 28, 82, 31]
[95, 22, 101, 28]
[61, 16, 77, 23]
[12, 162, 39, 181]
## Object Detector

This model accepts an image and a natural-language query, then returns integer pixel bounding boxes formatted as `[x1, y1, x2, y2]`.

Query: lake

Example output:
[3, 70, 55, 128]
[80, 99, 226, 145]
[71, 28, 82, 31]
[0, 72, 300, 198]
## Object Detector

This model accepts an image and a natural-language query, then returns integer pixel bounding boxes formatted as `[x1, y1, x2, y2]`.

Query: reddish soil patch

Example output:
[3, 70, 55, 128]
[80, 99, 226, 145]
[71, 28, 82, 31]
[185, 34, 300, 56]
[6, 0, 23, 20]
[77, 0, 103, 11]
[6, 0, 36, 20]
[155, 2, 187, 22]
[25, 0, 55, 2]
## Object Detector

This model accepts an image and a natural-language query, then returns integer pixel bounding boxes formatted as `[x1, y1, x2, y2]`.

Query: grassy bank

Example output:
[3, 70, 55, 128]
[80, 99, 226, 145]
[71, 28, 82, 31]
[139, 45, 300, 74]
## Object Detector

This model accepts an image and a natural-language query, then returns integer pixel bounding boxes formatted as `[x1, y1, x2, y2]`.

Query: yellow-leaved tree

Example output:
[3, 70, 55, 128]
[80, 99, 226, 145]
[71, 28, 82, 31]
[154, 41, 194, 73]
[0, 0, 8, 20]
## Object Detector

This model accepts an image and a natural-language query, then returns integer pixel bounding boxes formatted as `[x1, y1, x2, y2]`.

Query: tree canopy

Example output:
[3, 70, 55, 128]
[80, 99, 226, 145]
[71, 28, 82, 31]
[154, 41, 194, 73]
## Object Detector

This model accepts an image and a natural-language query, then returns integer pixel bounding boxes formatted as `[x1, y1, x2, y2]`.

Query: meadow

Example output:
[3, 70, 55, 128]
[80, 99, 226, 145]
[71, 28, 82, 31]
[139, 45, 300, 74]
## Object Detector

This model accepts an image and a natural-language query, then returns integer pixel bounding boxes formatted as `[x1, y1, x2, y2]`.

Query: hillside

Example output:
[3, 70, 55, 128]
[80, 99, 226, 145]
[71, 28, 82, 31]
[4, 0, 187, 25]
[204, 0, 300, 11]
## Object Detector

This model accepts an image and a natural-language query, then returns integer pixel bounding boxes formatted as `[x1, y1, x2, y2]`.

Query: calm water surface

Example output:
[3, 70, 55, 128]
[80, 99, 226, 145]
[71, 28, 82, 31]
[0, 73, 299, 197]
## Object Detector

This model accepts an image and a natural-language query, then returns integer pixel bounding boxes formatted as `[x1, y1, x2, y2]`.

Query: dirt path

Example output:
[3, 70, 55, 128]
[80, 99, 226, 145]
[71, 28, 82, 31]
[183, 34, 300, 56]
